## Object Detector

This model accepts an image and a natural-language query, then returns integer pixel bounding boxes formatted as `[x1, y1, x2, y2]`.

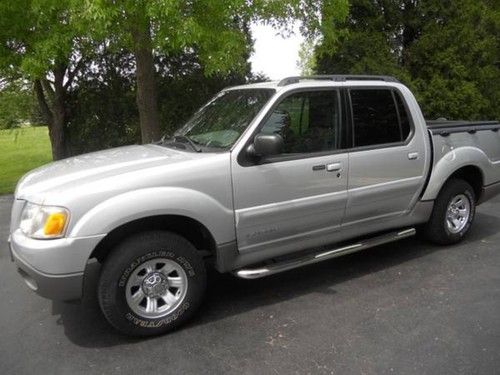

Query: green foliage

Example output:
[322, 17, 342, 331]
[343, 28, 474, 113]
[64, 46, 258, 155]
[409, 1, 500, 120]
[315, 0, 499, 120]
[156, 51, 259, 137]
[80, 0, 242, 75]
[0, 0, 83, 78]
[0, 0, 351, 156]
[0, 126, 52, 194]
[80, 0, 350, 76]
[65, 50, 139, 155]
[0, 81, 37, 128]
[297, 41, 317, 75]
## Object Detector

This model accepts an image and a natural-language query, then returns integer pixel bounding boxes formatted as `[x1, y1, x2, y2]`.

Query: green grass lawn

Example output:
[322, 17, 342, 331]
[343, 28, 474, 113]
[0, 126, 52, 194]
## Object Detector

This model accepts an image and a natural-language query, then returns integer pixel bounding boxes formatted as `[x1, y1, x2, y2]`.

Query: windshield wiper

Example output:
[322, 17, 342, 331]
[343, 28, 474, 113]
[160, 135, 202, 152]
[173, 135, 202, 152]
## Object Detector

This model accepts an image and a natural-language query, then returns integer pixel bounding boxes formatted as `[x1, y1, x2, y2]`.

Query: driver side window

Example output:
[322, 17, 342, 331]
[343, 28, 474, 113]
[260, 90, 340, 154]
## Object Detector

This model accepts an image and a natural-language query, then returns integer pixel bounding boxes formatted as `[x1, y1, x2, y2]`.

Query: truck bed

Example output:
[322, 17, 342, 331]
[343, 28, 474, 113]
[427, 120, 500, 136]
[426, 119, 500, 191]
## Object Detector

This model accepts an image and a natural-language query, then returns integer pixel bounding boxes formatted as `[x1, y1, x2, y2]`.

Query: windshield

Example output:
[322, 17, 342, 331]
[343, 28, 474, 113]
[173, 88, 274, 151]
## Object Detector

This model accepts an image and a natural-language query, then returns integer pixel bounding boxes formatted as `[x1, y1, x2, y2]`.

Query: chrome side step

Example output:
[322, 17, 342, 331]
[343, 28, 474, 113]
[234, 228, 416, 279]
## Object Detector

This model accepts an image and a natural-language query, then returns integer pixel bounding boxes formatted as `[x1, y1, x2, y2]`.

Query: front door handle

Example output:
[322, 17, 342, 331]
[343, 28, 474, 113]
[326, 162, 342, 172]
[408, 152, 419, 160]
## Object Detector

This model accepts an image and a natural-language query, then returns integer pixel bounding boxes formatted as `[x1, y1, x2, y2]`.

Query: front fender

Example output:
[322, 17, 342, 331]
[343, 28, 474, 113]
[68, 187, 235, 244]
[421, 146, 491, 201]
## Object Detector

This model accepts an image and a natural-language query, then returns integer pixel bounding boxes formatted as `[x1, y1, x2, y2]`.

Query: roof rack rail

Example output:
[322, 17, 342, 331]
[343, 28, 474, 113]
[277, 75, 400, 86]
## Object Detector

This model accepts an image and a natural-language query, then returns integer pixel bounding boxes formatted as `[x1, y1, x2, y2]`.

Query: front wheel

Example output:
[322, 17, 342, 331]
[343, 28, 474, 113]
[424, 178, 476, 245]
[98, 231, 206, 336]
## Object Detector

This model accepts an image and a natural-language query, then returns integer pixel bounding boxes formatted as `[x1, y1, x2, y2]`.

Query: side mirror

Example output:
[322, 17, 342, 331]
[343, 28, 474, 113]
[248, 133, 284, 158]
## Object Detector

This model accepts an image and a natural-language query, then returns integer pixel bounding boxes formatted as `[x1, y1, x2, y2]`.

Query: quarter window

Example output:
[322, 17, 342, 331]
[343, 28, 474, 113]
[350, 89, 409, 147]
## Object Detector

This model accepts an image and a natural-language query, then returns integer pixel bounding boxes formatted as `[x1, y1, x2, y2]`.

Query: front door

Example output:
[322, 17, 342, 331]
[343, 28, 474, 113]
[231, 89, 349, 257]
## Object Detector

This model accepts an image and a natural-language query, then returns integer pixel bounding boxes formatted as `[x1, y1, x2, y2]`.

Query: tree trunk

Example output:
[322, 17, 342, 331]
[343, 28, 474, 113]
[400, 0, 418, 68]
[131, 18, 161, 143]
[33, 65, 69, 160]
[46, 113, 67, 160]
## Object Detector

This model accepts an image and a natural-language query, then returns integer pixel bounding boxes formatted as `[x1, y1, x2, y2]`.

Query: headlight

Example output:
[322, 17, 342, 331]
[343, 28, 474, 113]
[19, 203, 70, 239]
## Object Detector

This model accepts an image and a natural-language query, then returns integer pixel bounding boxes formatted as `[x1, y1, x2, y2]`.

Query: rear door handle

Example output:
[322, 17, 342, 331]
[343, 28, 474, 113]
[326, 162, 342, 172]
[408, 152, 419, 160]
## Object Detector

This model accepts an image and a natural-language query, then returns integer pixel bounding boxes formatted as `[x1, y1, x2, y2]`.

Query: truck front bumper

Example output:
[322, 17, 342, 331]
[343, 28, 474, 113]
[9, 230, 105, 301]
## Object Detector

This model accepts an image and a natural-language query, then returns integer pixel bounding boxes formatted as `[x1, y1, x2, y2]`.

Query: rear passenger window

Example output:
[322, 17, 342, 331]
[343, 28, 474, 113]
[350, 89, 405, 147]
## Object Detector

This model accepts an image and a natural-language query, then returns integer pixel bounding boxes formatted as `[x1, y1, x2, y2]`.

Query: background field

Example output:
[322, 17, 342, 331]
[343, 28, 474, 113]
[0, 127, 52, 194]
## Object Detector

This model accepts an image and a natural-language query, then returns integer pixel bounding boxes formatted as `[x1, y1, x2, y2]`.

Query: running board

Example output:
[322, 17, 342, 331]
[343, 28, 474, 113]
[234, 228, 416, 279]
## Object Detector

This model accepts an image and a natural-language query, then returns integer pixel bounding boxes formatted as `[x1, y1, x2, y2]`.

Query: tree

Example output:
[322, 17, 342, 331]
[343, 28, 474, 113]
[65, 48, 139, 155]
[1, 0, 350, 158]
[156, 51, 257, 137]
[82, 0, 350, 143]
[0, 0, 90, 159]
[65, 44, 259, 155]
[297, 41, 317, 76]
[314, 0, 499, 120]
[0, 80, 36, 128]
[408, 1, 500, 119]
[314, 0, 414, 78]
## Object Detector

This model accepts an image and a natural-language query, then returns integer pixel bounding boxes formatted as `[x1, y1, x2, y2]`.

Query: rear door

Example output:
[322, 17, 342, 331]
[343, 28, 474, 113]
[344, 87, 427, 226]
[231, 88, 349, 256]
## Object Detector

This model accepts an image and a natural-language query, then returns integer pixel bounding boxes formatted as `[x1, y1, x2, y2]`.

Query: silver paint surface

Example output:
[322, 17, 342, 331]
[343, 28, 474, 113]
[8, 79, 500, 295]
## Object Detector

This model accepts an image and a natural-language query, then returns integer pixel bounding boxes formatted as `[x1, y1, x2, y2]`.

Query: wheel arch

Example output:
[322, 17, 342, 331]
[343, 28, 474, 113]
[68, 187, 235, 267]
[89, 214, 217, 264]
[424, 164, 484, 203]
[446, 166, 483, 202]
[421, 147, 488, 202]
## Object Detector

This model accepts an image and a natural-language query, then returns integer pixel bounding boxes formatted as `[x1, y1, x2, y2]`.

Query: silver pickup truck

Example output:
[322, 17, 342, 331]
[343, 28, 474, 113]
[8, 75, 500, 336]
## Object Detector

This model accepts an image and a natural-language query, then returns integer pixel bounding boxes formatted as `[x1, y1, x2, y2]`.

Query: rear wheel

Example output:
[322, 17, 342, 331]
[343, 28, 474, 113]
[98, 231, 206, 336]
[424, 179, 476, 245]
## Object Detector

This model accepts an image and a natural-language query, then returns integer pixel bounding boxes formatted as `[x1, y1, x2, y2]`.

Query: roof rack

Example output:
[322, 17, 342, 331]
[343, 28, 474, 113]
[277, 75, 400, 86]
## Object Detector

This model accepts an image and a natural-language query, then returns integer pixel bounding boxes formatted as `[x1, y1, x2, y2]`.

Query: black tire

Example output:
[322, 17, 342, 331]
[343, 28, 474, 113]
[423, 178, 476, 245]
[98, 231, 206, 337]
